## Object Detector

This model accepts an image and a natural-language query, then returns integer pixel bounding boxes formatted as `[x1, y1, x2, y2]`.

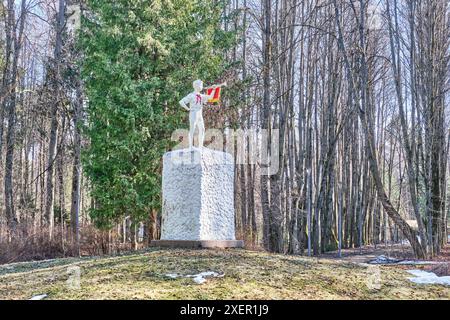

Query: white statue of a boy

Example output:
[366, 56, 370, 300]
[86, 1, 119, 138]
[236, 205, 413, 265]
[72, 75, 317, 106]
[179, 79, 226, 149]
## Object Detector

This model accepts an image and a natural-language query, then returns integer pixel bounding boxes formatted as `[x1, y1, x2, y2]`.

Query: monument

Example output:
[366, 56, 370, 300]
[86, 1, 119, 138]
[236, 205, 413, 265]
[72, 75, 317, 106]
[150, 80, 243, 248]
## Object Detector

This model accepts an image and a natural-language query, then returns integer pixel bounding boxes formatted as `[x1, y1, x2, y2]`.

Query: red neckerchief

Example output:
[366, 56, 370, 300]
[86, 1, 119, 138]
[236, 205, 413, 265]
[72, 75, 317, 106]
[195, 93, 202, 104]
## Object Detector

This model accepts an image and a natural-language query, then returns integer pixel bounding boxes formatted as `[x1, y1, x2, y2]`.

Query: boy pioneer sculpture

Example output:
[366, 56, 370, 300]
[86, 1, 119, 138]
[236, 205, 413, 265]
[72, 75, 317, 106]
[153, 79, 242, 248]
[179, 79, 226, 149]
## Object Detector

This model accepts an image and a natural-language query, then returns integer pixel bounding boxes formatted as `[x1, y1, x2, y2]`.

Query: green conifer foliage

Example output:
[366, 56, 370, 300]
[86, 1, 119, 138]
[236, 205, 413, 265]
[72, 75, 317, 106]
[80, 0, 233, 228]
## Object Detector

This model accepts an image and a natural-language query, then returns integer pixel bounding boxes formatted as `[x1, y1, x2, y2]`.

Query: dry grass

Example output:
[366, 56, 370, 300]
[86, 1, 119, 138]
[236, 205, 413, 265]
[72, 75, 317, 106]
[0, 248, 449, 300]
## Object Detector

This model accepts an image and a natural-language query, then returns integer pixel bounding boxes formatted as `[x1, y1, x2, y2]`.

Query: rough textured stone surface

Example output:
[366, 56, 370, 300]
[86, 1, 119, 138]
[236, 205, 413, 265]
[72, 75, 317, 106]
[161, 147, 235, 240]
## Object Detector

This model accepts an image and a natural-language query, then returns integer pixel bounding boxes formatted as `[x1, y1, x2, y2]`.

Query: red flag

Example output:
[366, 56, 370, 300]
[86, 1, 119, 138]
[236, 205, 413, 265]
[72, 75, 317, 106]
[206, 86, 221, 103]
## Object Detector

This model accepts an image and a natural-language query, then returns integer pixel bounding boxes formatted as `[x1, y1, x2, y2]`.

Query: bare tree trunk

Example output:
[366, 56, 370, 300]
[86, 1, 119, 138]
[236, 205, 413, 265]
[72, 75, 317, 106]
[4, 0, 27, 237]
[70, 85, 83, 255]
[386, 0, 428, 253]
[333, 0, 426, 258]
[261, 0, 272, 250]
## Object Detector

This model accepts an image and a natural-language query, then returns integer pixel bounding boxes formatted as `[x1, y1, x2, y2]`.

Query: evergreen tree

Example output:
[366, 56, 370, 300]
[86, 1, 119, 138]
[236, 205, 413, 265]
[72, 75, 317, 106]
[80, 0, 233, 228]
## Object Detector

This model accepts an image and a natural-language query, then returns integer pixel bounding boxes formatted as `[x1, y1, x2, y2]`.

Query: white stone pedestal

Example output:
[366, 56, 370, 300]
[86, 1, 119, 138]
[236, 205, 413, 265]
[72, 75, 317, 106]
[158, 147, 239, 244]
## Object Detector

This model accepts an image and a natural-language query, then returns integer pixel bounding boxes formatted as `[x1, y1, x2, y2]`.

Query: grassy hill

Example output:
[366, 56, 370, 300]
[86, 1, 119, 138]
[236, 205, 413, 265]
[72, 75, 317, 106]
[0, 248, 449, 300]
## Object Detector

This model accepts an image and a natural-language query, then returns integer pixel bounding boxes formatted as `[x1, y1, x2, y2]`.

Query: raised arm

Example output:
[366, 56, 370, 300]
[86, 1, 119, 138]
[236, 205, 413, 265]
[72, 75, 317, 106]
[204, 82, 227, 90]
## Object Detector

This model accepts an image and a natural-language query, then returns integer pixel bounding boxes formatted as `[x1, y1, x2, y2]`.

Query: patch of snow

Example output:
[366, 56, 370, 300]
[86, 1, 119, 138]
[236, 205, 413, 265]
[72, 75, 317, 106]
[186, 271, 221, 284]
[186, 271, 219, 278]
[407, 270, 450, 286]
[397, 260, 440, 265]
[368, 255, 400, 264]
[368, 255, 440, 266]
[29, 294, 48, 300]
[164, 271, 222, 284]
[407, 270, 432, 277]
[193, 275, 207, 284]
